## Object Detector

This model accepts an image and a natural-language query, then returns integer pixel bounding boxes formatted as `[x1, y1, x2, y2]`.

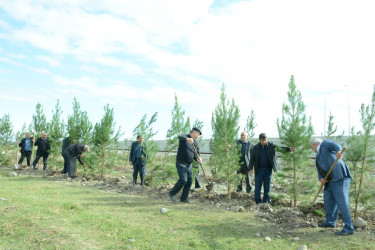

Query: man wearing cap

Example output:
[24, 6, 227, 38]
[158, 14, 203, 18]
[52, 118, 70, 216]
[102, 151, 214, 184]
[236, 132, 253, 193]
[129, 135, 147, 186]
[169, 128, 202, 203]
[250, 133, 295, 204]
[62, 143, 88, 178]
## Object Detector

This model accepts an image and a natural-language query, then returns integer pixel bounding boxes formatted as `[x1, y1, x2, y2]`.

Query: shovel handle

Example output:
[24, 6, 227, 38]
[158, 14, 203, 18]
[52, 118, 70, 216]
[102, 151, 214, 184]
[311, 147, 346, 204]
[191, 143, 210, 184]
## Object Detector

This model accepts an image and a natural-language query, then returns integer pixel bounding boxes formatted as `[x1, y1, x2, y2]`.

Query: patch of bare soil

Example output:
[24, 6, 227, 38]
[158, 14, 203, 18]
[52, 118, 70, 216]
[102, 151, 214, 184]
[9, 165, 375, 235]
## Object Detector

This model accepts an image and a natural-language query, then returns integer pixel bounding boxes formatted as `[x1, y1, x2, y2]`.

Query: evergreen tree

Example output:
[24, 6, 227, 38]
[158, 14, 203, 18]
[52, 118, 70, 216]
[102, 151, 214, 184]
[277, 75, 314, 207]
[132, 112, 159, 187]
[244, 110, 256, 143]
[210, 84, 241, 198]
[46, 100, 65, 169]
[354, 85, 375, 218]
[325, 112, 344, 142]
[92, 104, 122, 179]
[0, 113, 13, 150]
[66, 98, 93, 144]
[166, 93, 191, 151]
[32, 103, 47, 137]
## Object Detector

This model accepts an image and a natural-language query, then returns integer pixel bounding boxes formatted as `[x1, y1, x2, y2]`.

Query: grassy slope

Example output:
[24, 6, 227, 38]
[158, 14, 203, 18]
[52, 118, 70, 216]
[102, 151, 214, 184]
[0, 166, 374, 250]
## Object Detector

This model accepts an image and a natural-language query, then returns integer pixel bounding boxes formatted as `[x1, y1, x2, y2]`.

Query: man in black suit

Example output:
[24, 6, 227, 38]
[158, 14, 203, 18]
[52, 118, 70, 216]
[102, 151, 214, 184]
[18, 132, 34, 168]
[250, 133, 294, 204]
[169, 128, 202, 203]
[236, 132, 253, 193]
[32, 132, 51, 170]
[129, 135, 147, 186]
[61, 136, 71, 174]
[63, 143, 88, 178]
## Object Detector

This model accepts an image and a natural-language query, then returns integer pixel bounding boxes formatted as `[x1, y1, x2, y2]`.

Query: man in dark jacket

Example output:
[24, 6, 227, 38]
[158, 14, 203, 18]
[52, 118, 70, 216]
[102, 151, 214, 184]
[18, 132, 34, 168]
[62, 143, 88, 178]
[32, 132, 51, 170]
[169, 128, 202, 203]
[250, 133, 294, 204]
[61, 136, 71, 174]
[129, 135, 147, 186]
[236, 132, 253, 193]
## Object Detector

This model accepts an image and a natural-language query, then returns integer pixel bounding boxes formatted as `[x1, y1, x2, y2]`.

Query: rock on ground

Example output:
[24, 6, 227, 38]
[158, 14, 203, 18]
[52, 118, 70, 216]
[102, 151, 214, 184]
[353, 217, 367, 229]
[8, 172, 18, 177]
[264, 237, 271, 242]
[160, 208, 169, 214]
[298, 245, 308, 250]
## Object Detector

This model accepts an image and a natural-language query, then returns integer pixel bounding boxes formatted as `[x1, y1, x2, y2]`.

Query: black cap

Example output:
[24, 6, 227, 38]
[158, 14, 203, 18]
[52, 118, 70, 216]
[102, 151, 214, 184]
[259, 133, 267, 139]
[192, 127, 202, 136]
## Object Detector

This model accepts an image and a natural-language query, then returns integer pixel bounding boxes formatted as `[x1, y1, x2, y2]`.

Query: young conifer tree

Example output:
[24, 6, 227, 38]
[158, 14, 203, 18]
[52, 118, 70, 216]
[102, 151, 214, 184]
[0, 113, 13, 151]
[354, 85, 375, 218]
[92, 104, 122, 179]
[244, 110, 256, 143]
[325, 112, 344, 142]
[66, 98, 93, 144]
[46, 100, 65, 169]
[277, 75, 314, 207]
[32, 103, 47, 137]
[211, 84, 240, 198]
[132, 112, 159, 187]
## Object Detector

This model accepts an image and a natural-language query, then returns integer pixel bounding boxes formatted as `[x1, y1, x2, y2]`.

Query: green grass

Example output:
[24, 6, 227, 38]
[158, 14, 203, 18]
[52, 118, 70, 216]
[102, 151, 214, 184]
[0, 166, 374, 249]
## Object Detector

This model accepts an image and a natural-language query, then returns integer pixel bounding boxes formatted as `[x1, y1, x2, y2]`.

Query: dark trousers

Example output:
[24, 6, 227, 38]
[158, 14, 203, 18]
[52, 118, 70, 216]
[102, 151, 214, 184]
[193, 166, 201, 188]
[323, 178, 354, 233]
[62, 154, 69, 174]
[169, 161, 193, 201]
[18, 151, 32, 166]
[32, 153, 49, 170]
[237, 164, 252, 193]
[133, 159, 146, 179]
[254, 168, 272, 204]
[63, 150, 77, 177]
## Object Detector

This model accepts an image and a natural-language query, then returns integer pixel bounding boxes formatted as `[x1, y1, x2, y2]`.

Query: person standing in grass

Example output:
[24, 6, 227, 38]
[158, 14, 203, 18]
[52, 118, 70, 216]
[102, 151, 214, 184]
[168, 128, 202, 203]
[310, 138, 354, 236]
[249, 133, 294, 204]
[129, 135, 147, 186]
[63, 143, 88, 178]
[17, 132, 34, 168]
[236, 132, 253, 193]
[61, 136, 71, 174]
[32, 132, 51, 170]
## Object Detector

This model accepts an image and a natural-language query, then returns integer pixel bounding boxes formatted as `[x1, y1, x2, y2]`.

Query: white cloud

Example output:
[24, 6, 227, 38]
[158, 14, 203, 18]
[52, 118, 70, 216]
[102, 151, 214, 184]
[36, 55, 62, 66]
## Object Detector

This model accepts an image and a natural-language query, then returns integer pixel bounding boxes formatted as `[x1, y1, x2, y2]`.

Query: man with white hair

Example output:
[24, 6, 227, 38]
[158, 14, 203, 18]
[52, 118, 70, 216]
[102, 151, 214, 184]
[62, 143, 88, 178]
[310, 138, 354, 236]
[32, 132, 50, 170]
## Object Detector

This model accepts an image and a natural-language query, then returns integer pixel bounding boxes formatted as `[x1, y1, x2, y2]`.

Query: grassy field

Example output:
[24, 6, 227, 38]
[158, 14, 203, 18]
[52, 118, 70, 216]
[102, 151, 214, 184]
[0, 165, 374, 250]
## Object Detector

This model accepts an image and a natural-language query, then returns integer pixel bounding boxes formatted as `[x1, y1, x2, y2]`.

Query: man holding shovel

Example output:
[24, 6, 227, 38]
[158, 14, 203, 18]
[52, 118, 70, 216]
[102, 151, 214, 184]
[310, 138, 354, 236]
[63, 143, 89, 178]
[168, 128, 202, 203]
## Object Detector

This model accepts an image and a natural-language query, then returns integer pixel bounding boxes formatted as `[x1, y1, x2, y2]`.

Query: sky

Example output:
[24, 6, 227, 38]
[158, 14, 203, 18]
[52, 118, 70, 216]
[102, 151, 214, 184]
[0, 0, 374, 140]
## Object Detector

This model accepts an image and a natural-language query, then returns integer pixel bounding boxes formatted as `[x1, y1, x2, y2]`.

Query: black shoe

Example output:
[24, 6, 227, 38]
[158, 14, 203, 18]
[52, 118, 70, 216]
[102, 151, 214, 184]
[246, 187, 252, 194]
[334, 231, 353, 236]
[318, 223, 336, 228]
[168, 193, 176, 202]
[70, 176, 77, 179]
[180, 199, 191, 203]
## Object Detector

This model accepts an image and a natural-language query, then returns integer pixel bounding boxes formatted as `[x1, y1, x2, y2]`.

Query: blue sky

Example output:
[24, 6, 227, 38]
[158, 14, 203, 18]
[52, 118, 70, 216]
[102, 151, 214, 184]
[1, 0, 374, 140]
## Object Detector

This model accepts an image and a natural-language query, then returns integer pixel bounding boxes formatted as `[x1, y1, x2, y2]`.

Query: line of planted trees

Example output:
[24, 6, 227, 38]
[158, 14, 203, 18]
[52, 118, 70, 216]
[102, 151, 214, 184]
[0, 77, 374, 217]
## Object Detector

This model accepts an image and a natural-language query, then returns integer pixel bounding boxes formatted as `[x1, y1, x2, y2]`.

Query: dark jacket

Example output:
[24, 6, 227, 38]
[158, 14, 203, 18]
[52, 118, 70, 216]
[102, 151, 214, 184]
[34, 137, 51, 155]
[129, 141, 147, 165]
[19, 137, 34, 153]
[176, 134, 199, 165]
[236, 139, 253, 170]
[65, 143, 85, 165]
[249, 142, 291, 174]
[62, 137, 70, 155]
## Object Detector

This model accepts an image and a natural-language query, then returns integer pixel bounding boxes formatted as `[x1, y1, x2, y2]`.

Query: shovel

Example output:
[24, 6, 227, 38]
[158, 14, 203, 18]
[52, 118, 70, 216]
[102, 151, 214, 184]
[311, 147, 346, 204]
[192, 143, 214, 191]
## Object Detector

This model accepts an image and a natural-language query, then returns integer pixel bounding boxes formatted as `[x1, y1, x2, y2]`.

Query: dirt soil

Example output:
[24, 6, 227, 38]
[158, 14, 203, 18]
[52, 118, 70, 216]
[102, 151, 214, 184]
[7, 165, 375, 235]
